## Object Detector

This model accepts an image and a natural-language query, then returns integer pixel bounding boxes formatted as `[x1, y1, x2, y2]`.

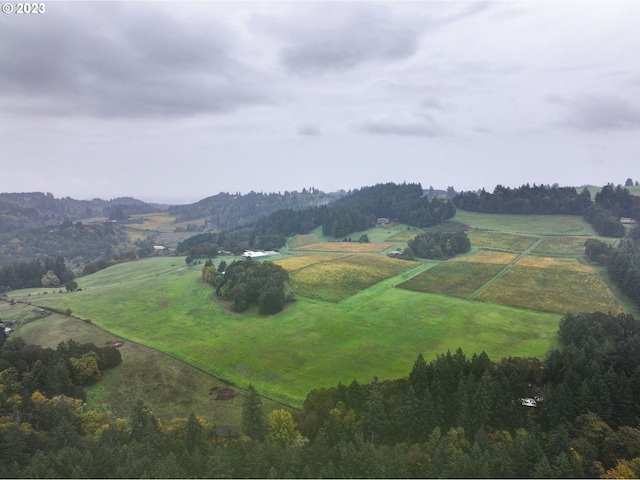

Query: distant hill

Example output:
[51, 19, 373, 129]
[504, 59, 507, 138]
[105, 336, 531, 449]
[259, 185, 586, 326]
[0, 192, 167, 267]
[168, 188, 344, 230]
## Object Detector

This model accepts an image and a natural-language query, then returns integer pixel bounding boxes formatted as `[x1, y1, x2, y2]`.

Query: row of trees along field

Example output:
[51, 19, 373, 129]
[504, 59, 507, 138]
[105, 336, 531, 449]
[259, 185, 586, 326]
[585, 226, 640, 306]
[0, 256, 74, 292]
[1, 312, 639, 478]
[177, 183, 457, 258]
[453, 183, 640, 237]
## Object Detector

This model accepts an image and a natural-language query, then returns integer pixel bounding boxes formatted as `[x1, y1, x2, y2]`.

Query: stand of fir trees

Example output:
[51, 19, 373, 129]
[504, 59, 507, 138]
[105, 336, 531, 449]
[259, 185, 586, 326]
[2, 311, 640, 478]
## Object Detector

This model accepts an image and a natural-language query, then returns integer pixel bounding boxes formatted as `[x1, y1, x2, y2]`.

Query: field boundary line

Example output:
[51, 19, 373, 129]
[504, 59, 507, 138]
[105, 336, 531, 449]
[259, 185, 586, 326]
[466, 238, 544, 300]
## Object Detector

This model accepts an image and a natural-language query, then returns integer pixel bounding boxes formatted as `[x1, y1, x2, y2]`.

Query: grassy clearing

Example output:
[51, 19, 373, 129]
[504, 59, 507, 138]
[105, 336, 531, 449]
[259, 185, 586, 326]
[288, 234, 320, 248]
[467, 231, 538, 252]
[477, 265, 624, 315]
[294, 242, 395, 253]
[454, 210, 596, 236]
[397, 261, 506, 299]
[272, 254, 347, 272]
[24, 262, 561, 406]
[290, 255, 418, 302]
[11, 305, 284, 423]
[451, 249, 519, 265]
[129, 212, 178, 232]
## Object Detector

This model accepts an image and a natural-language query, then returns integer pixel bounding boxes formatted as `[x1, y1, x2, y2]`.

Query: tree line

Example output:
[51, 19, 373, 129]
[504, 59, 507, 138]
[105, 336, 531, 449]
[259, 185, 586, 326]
[454, 183, 640, 237]
[2, 311, 640, 477]
[0, 256, 74, 292]
[585, 227, 640, 306]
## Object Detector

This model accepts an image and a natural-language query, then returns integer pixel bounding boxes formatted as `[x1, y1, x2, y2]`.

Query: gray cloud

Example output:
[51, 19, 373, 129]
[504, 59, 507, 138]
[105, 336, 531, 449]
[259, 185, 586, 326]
[0, 3, 276, 118]
[298, 124, 322, 136]
[359, 114, 444, 137]
[549, 94, 640, 131]
[252, 4, 429, 75]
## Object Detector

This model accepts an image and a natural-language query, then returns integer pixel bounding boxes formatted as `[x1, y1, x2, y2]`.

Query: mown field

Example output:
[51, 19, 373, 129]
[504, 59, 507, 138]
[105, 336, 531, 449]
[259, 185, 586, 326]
[453, 210, 597, 235]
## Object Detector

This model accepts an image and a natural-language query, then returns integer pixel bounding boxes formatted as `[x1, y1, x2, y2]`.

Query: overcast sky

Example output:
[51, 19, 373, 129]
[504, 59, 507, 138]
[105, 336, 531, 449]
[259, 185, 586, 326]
[1, 1, 639, 204]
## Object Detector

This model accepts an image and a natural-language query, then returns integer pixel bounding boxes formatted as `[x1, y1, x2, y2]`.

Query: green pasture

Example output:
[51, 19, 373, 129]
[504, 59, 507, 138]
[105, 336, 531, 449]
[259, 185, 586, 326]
[21, 259, 561, 407]
[477, 265, 624, 315]
[398, 261, 506, 299]
[454, 210, 597, 236]
[10, 304, 283, 423]
[467, 231, 538, 252]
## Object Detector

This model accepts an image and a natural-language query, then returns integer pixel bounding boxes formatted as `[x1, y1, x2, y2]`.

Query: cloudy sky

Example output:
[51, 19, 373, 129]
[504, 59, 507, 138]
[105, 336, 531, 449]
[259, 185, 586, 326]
[1, 1, 639, 204]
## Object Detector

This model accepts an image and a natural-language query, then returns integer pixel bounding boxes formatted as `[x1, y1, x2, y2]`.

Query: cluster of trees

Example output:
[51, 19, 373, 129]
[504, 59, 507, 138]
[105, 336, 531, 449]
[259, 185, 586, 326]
[2, 312, 640, 478]
[0, 335, 121, 405]
[407, 231, 471, 259]
[583, 204, 626, 237]
[453, 184, 591, 215]
[584, 228, 640, 306]
[0, 256, 74, 292]
[213, 259, 291, 314]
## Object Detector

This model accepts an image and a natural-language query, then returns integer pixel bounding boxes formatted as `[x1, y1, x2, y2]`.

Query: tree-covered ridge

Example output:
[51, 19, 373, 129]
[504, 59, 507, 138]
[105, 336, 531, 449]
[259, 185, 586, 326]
[176, 183, 457, 255]
[0, 221, 133, 267]
[407, 231, 471, 259]
[2, 312, 640, 478]
[453, 183, 591, 215]
[168, 189, 342, 229]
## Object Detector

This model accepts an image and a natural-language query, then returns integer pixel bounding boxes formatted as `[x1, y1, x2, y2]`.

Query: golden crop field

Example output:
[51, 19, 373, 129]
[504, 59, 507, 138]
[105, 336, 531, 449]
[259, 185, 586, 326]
[294, 242, 395, 253]
[476, 265, 623, 315]
[129, 212, 178, 231]
[515, 255, 593, 273]
[451, 249, 518, 265]
[290, 254, 417, 302]
[272, 254, 347, 272]
[532, 236, 617, 256]
[397, 261, 505, 299]
[466, 231, 538, 252]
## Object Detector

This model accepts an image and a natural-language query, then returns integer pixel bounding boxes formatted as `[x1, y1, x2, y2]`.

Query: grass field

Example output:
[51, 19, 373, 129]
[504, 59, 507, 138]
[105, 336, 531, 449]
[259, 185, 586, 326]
[5, 303, 285, 423]
[288, 234, 320, 248]
[466, 231, 538, 252]
[290, 254, 419, 302]
[10, 257, 562, 407]
[454, 210, 597, 236]
[294, 242, 395, 253]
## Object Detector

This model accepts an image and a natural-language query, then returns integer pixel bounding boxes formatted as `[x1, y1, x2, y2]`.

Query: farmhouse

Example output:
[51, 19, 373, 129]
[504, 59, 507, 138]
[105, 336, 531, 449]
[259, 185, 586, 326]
[620, 217, 637, 224]
[377, 218, 390, 225]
